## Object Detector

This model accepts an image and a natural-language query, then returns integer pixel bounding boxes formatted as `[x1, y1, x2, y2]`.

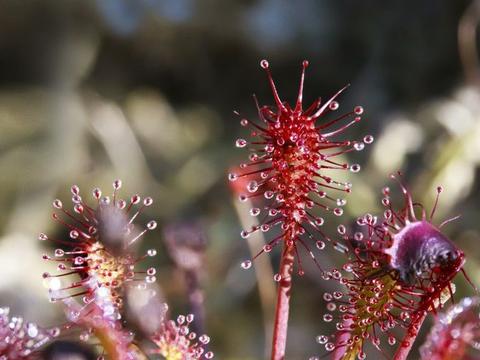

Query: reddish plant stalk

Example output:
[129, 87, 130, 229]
[271, 243, 295, 360]
[393, 311, 427, 360]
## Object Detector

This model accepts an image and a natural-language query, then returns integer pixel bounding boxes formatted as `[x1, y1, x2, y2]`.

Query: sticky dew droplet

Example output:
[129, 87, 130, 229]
[329, 101, 339, 111]
[241, 260, 252, 269]
[354, 106, 364, 115]
[235, 139, 247, 148]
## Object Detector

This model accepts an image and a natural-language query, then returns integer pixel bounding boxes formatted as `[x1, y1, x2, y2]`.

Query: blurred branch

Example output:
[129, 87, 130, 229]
[459, 0, 480, 85]
[87, 98, 157, 190]
[233, 197, 275, 358]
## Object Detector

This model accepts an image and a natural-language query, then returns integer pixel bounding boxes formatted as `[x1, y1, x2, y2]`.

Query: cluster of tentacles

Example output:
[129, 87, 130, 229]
[314, 175, 467, 359]
[230, 60, 372, 276]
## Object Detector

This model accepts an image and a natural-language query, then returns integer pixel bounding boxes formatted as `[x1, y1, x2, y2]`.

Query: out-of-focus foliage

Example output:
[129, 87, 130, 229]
[0, 0, 478, 358]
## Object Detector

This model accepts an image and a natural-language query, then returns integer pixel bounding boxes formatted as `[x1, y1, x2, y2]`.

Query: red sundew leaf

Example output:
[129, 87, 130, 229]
[40, 180, 158, 317]
[229, 59, 372, 274]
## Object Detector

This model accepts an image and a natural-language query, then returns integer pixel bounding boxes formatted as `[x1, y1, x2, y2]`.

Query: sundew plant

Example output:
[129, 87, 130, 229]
[0, 5, 479, 358]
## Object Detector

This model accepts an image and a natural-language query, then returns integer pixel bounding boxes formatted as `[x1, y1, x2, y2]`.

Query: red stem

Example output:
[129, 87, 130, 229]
[393, 311, 428, 360]
[271, 243, 295, 360]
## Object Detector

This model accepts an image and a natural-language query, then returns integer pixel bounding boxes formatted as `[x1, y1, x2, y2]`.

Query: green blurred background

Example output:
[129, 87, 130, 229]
[0, 0, 479, 358]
